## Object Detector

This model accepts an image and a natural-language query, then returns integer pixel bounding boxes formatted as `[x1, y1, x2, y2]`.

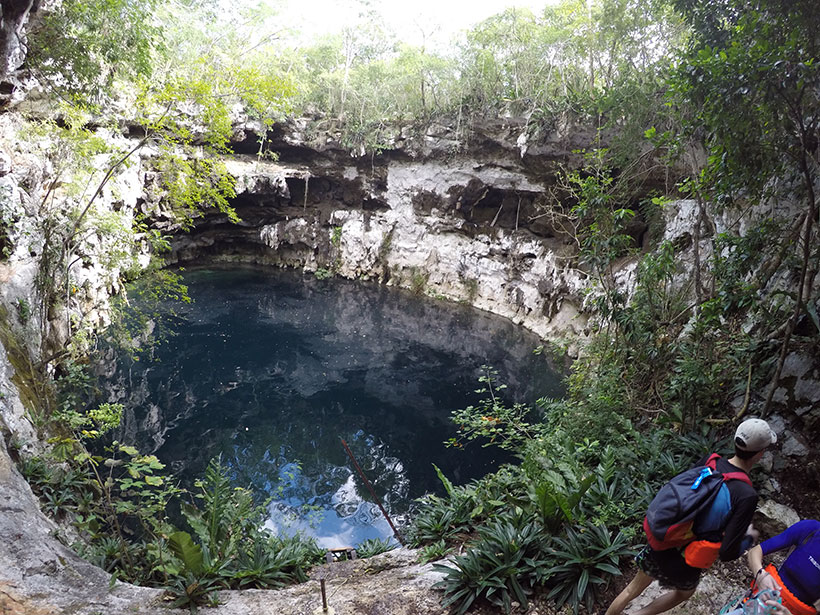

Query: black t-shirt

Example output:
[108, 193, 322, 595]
[696, 454, 758, 561]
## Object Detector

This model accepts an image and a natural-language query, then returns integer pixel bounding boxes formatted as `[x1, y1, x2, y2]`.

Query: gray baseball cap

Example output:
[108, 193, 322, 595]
[734, 418, 777, 452]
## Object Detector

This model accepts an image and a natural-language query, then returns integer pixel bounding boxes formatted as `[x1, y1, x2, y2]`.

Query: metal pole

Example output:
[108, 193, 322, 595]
[340, 438, 404, 545]
[313, 578, 334, 615]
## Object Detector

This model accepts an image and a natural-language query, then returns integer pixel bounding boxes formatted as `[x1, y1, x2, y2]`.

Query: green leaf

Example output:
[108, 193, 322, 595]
[432, 463, 455, 498]
[577, 568, 589, 600]
[595, 562, 622, 575]
[168, 531, 204, 575]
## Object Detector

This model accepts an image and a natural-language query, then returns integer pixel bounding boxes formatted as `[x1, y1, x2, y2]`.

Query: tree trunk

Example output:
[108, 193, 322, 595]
[0, 0, 38, 80]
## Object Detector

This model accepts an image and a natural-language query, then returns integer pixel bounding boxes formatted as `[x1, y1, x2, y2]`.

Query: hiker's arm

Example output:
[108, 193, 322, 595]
[747, 544, 764, 571]
[719, 494, 757, 561]
[747, 545, 779, 591]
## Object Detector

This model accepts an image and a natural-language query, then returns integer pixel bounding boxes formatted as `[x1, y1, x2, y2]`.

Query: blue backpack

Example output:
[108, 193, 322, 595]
[643, 453, 752, 550]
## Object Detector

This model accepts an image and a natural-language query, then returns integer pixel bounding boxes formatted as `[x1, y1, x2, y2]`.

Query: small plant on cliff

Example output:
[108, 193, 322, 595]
[410, 268, 429, 295]
[462, 277, 479, 304]
[331, 225, 343, 246]
[355, 538, 397, 559]
[377, 228, 394, 263]
[15, 298, 31, 325]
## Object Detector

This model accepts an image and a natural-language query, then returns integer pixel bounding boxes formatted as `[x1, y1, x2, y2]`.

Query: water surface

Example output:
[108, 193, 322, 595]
[106, 267, 563, 548]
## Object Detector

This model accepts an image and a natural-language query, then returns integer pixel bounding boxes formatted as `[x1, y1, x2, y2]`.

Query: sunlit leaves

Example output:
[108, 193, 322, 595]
[670, 0, 820, 206]
[27, 0, 161, 104]
[156, 153, 238, 230]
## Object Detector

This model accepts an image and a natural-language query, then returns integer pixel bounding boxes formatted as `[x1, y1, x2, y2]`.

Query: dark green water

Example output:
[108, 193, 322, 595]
[106, 267, 563, 548]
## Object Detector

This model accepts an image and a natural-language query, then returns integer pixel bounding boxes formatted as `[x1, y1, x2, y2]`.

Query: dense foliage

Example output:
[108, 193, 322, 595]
[668, 0, 820, 413]
[22, 443, 324, 609]
[276, 0, 684, 154]
[410, 0, 818, 611]
[409, 364, 731, 613]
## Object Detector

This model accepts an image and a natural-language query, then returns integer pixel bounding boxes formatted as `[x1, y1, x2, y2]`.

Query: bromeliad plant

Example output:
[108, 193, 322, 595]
[539, 523, 636, 615]
[356, 538, 398, 559]
[433, 517, 547, 615]
[165, 531, 222, 613]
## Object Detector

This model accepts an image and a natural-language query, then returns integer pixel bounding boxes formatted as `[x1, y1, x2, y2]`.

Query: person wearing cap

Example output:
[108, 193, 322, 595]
[745, 518, 820, 615]
[602, 418, 777, 615]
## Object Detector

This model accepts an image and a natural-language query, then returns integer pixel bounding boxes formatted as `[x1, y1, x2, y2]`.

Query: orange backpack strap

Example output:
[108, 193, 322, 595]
[752, 565, 817, 615]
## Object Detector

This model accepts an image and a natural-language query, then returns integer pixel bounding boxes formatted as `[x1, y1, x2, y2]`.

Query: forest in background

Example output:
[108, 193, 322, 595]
[1, 0, 818, 613]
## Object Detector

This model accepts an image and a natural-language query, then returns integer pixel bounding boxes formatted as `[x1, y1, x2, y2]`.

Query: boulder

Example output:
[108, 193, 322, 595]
[755, 500, 801, 538]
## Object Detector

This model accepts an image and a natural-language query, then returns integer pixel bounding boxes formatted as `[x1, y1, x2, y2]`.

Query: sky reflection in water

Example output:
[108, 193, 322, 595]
[108, 267, 563, 549]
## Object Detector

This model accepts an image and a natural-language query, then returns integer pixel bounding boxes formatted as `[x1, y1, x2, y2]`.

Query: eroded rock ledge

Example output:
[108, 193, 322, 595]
[160, 118, 618, 347]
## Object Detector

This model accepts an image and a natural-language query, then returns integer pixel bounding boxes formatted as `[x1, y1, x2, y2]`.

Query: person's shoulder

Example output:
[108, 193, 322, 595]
[792, 518, 820, 536]
[712, 455, 752, 478]
[728, 478, 757, 497]
[725, 471, 757, 501]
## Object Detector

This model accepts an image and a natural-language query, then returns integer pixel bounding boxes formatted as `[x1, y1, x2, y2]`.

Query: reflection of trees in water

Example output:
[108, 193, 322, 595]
[98, 267, 562, 541]
[221, 426, 410, 514]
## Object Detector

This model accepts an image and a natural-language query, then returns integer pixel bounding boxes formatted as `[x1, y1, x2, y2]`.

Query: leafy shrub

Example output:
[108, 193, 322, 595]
[467, 464, 529, 521]
[22, 445, 322, 596]
[581, 474, 644, 532]
[525, 466, 594, 533]
[433, 518, 547, 615]
[417, 539, 449, 564]
[177, 458, 322, 590]
[448, 366, 546, 451]
[356, 538, 397, 559]
[539, 522, 637, 615]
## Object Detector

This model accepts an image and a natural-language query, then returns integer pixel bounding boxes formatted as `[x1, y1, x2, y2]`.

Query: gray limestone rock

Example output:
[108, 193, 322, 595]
[0, 149, 11, 176]
[781, 433, 809, 457]
[755, 500, 802, 537]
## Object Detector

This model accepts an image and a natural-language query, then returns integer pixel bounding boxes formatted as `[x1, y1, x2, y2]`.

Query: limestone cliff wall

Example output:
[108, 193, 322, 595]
[156, 115, 623, 353]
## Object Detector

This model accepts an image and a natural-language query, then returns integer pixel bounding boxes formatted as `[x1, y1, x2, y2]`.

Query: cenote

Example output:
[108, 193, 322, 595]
[103, 266, 563, 549]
